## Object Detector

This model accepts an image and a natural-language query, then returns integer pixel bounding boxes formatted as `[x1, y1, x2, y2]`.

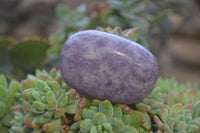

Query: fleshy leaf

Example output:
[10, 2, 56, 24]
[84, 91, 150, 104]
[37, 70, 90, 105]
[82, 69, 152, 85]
[46, 91, 57, 110]
[166, 91, 176, 106]
[111, 118, 124, 133]
[0, 101, 6, 119]
[92, 112, 107, 125]
[99, 100, 113, 121]
[129, 110, 147, 127]
[80, 119, 93, 133]
[187, 88, 199, 104]
[42, 119, 61, 132]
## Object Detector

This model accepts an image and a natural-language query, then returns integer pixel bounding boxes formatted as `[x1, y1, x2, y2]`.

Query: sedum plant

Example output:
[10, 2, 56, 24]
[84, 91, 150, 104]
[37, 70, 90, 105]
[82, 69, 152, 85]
[69, 99, 151, 133]
[96, 26, 139, 42]
[135, 77, 200, 132]
[153, 88, 200, 133]
[2, 69, 200, 133]
[10, 112, 24, 133]
[10, 68, 79, 133]
[0, 75, 20, 133]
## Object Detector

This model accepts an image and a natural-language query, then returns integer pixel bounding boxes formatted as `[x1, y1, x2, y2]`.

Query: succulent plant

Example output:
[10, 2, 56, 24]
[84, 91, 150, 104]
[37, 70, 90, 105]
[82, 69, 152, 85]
[0, 74, 20, 133]
[96, 26, 139, 42]
[151, 88, 200, 133]
[135, 77, 198, 115]
[0, 38, 50, 79]
[134, 77, 200, 132]
[10, 38, 49, 69]
[10, 112, 24, 133]
[69, 99, 151, 133]
[4, 67, 200, 133]
[105, 0, 151, 49]
[106, 0, 173, 49]
[154, 102, 200, 133]
[11, 68, 79, 133]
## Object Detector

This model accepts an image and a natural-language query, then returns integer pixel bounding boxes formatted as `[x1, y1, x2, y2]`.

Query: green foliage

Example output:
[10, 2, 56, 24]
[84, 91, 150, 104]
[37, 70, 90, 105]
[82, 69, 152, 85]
[136, 77, 200, 132]
[10, 39, 49, 68]
[10, 68, 78, 133]
[152, 88, 200, 133]
[49, 4, 90, 58]
[1, 68, 199, 133]
[10, 112, 24, 133]
[69, 99, 151, 133]
[0, 38, 13, 64]
[0, 74, 21, 133]
[108, 0, 171, 48]
[24, 69, 77, 132]
[50, 1, 171, 56]
[88, 0, 172, 49]
[96, 26, 139, 42]
[107, 0, 150, 30]
[0, 38, 50, 79]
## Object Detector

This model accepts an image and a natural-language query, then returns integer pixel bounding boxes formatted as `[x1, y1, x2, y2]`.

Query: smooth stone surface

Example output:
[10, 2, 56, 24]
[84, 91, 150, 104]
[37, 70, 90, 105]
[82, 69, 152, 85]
[60, 30, 159, 104]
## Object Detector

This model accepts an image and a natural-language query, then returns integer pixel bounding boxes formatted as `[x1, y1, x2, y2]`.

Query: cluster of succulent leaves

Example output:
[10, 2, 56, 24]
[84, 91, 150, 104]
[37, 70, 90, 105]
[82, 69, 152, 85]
[9, 68, 79, 133]
[0, 75, 21, 133]
[135, 77, 200, 132]
[0, 68, 199, 133]
[69, 98, 151, 133]
[0, 38, 50, 79]
[96, 26, 139, 43]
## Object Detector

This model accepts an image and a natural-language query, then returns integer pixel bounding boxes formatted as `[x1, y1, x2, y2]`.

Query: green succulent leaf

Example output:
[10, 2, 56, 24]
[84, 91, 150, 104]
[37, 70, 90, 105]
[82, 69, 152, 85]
[166, 91, 176, 106]
[22, 79, 36, 89]
[46, 91, 57, 110]
[0, 86, 7, 103]
[90, 126, 98, 133]
[92, 112, 107, 125]
[64, 99, 79, 114]
[111, 118, 124, 133]
[113, 106, 123, 119]
[0, 74, 7, 89]
[129, 110, 147, 127]
[103, 123, 112, 132]
[142, 112, 151, 130]
[33, 101, 46, 111]
[187, 88, 199, 104]
[123, 126, 138, 133]
[80, 119, 93, 133]
[160, 108, 168, 123]
[47, 81, 61, 97]
[70, 121, 81, 131]
[193, 101, 200, 118]
[24, 113, 34, 128]
[54, 108, 65, 118]
[42, 119, 61, 133]
[82, 109, 96, 119]
[99, 100, 114, 121]
[0, 101, 6, 119]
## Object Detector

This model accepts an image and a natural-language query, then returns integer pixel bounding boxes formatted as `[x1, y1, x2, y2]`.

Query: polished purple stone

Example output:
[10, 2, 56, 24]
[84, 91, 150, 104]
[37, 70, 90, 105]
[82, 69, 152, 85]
[60, 30, 159, 104]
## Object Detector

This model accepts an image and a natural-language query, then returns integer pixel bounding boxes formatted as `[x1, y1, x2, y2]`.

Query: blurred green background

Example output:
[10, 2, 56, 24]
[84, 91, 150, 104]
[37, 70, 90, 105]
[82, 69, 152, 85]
[0, 0, 200, 85]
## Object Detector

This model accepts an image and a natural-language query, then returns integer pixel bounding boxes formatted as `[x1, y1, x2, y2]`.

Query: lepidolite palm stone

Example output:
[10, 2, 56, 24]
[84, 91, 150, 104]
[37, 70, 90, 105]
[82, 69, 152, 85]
[60, 30, 159, 104]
